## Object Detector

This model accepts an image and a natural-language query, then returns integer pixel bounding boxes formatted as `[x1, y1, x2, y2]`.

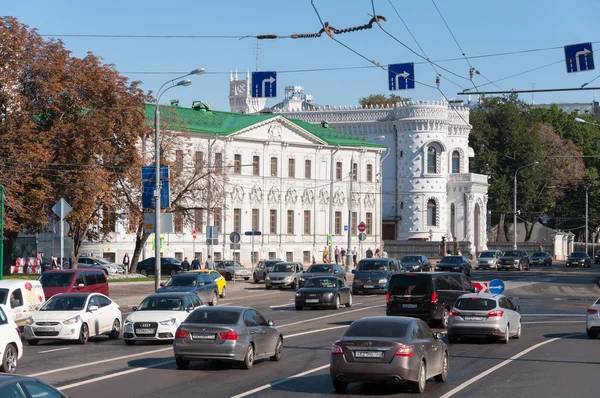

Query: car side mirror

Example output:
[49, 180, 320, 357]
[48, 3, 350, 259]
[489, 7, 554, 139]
[159, 282, 165, 287]
[88, 305, 99, 312]
[515, 305, 521, 312]
[132, 306, 138, 311]
[434, 332, 444, 340]
[186, 305, 194, 313]
[351, 269, 356, 274]
[268, 320, 274, 327]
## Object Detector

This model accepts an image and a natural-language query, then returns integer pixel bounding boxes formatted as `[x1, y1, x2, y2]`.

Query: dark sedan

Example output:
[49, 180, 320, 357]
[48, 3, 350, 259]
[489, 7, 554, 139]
[299, 263, 346, 287]
[295, 277, 352, 310]
[529, 252, 552, 267]
[401, 255, 432, 272]
[0, 374, 68, 397]
[498, 250, 530, 271]
[566, 252, 591, 268]
[434, 256, 472, 277]
[157, 274, 219, 306]
[330, 316, 448, 393]
[137, 257, 183, 276]
[595, 251, 600, 264]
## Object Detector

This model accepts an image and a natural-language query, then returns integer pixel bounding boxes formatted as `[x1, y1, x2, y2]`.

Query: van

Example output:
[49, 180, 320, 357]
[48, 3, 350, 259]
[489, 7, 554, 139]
[0, 280, 46, 327]
[386, 272, 476, 328]
[351, 258, 402, 295]
[39, 269, 109, 299]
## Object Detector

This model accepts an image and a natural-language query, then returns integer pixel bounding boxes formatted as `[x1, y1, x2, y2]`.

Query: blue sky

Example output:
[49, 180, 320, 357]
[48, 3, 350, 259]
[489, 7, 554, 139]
[5, 0, 600, 111]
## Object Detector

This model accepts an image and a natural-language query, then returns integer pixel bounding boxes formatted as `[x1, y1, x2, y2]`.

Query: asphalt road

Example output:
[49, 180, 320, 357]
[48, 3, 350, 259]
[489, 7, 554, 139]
[17, 262, 600, 398]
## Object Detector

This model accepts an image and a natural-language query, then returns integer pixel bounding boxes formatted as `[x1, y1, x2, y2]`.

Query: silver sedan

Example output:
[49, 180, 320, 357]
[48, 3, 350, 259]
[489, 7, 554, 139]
[173, 306, 283, 369]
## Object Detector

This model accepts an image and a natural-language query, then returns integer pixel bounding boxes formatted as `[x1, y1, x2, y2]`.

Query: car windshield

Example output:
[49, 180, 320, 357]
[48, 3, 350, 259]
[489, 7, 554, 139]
[307, 264, 333, 273]
[440, 256, 463, 264]
[570, 252, 587, 258]
[273, 263, 296, 273]
[595, 297, 600, 305]
[139, 296, 184, 311]
[39, 273, 74, 287]
[305, 278, 337, 288]
[478, 252, 495, 258]
[164, 276, 197, 287]
[41, 295, 86, 311]
[389, 275, 432, 296]
[185, 310, 240, 325]
[402, 256, 422, 263]
[345, 320, 408, 338]
[531, 252, 546, 258]
[0, 288, 7, 305]
[95, 258, 110, 264]
[455, 298, 497, 311]
[503, 251, 521, 257]
[357, 260, 388, 271]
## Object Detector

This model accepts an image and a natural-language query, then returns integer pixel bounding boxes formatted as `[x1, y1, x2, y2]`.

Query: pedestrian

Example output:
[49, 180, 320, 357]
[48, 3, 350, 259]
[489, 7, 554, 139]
[340, 248, 346, 261]
[312, 255, 316, 265]
[352, 247, 358, 267]
[539, 244, 543, 252]
[205, 255, 215, 270]
[191, 257, 200, 270]
[334, 246, 340, 264]
[322, 246, 329, 263]
[374, 248, 381, 258]
[122, 252, 130, 272]
[182, 257, 190, 271]
[382, 250, 388, 258]
[366, 247, 373, 258]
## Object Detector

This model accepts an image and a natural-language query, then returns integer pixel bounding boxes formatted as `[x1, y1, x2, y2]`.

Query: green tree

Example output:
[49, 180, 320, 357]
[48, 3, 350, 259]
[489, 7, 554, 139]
[358, 94, 411, 107]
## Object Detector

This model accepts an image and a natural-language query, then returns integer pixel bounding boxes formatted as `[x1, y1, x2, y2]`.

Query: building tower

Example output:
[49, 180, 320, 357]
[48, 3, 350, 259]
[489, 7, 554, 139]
[228, 70, 266, 114]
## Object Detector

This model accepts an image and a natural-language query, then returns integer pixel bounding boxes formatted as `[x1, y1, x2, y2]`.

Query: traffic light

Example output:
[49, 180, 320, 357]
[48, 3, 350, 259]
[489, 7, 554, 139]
[327, 234, 333, 247]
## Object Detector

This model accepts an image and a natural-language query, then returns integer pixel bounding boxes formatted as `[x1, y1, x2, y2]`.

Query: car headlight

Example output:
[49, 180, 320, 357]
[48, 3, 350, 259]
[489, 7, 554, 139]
[514, 260, 519, 264]
[63, 315, 81, 325]
[378, 279, 387, 283]
[159, 318, 176, 326]
[124, 319, 133, 326]
[265, 276, 270, 281]
[26, 317, 34, 325]
[284, 276, 292, 281]
[299, 277, 305, 281]
[296, 292, 302, 297]
[323, 293, 334, 299]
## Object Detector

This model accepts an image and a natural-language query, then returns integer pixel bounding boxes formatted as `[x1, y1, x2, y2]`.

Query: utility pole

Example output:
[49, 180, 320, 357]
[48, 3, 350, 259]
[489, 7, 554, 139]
[0, 186, 4, 280]
[586, 187, 589, 254]
[345, 155, 354, 272]
[329, 146, 339, 262]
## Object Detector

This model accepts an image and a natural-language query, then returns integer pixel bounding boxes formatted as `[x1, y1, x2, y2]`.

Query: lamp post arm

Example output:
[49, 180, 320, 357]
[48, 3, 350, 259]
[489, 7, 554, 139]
[156, 73, 192, 100]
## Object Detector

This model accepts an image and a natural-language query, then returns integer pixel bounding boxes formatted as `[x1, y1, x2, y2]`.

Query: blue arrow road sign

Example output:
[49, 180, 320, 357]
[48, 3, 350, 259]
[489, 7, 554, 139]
[388, 63, 415, 90]
[564, 43, 595, 73]
[142, 165, 169, 181]
[488, 279, 505, 295]
[252, 71, 277, 98]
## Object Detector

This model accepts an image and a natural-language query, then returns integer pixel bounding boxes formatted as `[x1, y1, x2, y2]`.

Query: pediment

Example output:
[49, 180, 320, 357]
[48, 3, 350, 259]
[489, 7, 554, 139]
[230, 116, 327, 146]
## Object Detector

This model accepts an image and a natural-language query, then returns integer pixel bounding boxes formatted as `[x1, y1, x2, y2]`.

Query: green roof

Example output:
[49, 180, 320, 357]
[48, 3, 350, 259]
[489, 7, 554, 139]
[145, 104, 386, 149]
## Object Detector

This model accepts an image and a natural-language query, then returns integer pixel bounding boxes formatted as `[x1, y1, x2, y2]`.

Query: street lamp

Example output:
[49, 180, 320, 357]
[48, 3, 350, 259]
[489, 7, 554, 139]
[513, 161, 539, 250]
[574, 117, 600, 127]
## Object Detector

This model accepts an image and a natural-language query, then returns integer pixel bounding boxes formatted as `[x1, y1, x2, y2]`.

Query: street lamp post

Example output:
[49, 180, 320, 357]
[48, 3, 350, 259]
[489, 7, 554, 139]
[513, 161, 539, 250]
[574, 117, 600, 127]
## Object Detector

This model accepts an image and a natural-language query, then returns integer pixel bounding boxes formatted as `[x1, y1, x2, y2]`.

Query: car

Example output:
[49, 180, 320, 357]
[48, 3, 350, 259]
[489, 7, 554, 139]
[39, 269, 109, 299]
[498, 250, 530, 271]
[173, 306, 283, 370]
[23, 292, 122, 345]
[299, 263, 346, 288]
[0, 305, 22, 374]
[595, 251, 600, 264]
[0, 280, 45, 327]
[265, 262, 305, 290]
[434, 256, 472, 277]
[78, 257, 124, 275]
[215, 260, 252, 281]
[386, 272, 476, 328]
[330, 316, 448, 393]
[529, 252, 552, 267]
[475, 250, 503, 270]
[252, 259, 283, 283]
[566, 252, 591, 268]
[0, 374, 68, 397]
[136, 257, 183, 277]
[352, 258, 403, 295]
[186, 269, 227, 298]
[447, 293, 522, 343]
[295, 277, 352, 310]
[157, 274, 219, 306]
[586, 296, 600, 339]
[122, 292, 205, 345]
[400, 255, 432, 272]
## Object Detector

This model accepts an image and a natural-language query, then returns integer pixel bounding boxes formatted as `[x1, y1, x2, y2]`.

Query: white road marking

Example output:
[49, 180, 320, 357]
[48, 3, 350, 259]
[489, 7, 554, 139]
[523, 320, 585, 324]
[230, 364, 330, 398]
[285, 325, 348, 338]
[37, 347, 72, 354]
[438, 333, 581, 398]
[278, 305, 384, 328]
[269, 303, 295, 309]
[58, 359, 174, 391]
[522, 314, 584, 317]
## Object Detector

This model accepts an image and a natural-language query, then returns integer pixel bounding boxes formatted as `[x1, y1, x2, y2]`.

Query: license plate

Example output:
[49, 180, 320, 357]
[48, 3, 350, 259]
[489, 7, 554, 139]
[363, 285, 374, 289]
[192, 333, 216, 340]
[305, 299, 319, 303]
[355, 351, 383, 358]
[135, 328, 155, 334]
[35, 327, 54, 332]
[403, 304, 418, 308]
[464, 316, 484, 321]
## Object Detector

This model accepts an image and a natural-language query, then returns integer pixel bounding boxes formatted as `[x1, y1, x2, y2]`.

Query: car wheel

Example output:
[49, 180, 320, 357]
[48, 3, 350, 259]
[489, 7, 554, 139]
[78, 323, 89, 344]
[124, 339, 136, 346]
[220, 286, 227, 298]
[345, 293, 353, 308]
[140, 269, 148, 276]
[242, 344, 254, 369]
[410, 360, 427, 393]
[439, 308, 449, 329]
[253, 274, 259, 284]
[270, 337, 283, 361]
[295, 304, 303, 311]
[27, 339, 39, 346]
[587, 330, 599, 339]
[434, 351, 449, 382]
[515, 322, 522, 339]
[0, 344, 18, 374]
[170, 269, 177, 276]
[225, 273, 232, 281]
[109, 319, 121, 340]
[176, 357, 190, 369]
[266, 286, 272, 290]
[210, 292, 218, 306]
[502, 325, 510, 344]
[333, 295, 340, 310]
[290, 280, 297, 290]
[332, 379, 348, 393]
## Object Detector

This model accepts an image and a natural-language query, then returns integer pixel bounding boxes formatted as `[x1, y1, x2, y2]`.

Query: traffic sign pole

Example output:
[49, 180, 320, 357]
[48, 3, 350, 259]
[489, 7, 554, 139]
[0, 186, 4, 280]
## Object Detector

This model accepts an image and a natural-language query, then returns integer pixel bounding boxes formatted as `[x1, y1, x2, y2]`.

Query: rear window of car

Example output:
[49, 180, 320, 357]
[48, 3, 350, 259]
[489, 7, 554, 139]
[455, 298, 497, 311]
[40, 272, 74, 287]
[531, 252, 546, 258]
[388, 274, 432, 295]
[345, 320, 408, 338]
[186, 310, 240, 325]
[401, 256, 422, 262]
[440, 256, 463, 264]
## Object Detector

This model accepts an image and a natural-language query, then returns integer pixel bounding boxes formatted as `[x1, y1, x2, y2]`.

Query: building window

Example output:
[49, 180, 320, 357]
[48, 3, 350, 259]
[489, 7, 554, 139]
[270, 210, 277, 234]
[286, 252, 293, 262]
[351, 212, 357, 236]
[303, 210, 311, 234]
[288, 158, 295, 178]
[366, 212, 373, 235]
[305, 159, 311, 179]
[251, 252, 258, 263]
[233, 252, 240, 262]
[174, 212, 183, 233]
[367, 164, 373, 182]
[253, 155, 260, 176]
[175, 150, 184, 172]
[427, 199, 437, 226]
[233, 208, 241, 233]
[214, 153, 223, 173]
[303, 251, 310, 264]
[195, 151, 203, 170]
[195, 252, 203, 264]
[287, 210, 294, 234]
[102, 207, 115, 232]
[270, 157, 278, 177]
[234, 154, 242, 174]
[194, 209, 203, 232]
[214, 252, 222, 260]
[268, 252, 277, 259]
[213, 207, 222, 231]
[427, 147, 437, 174]
[335, 211, 342, 235]
[175, 252, 183, 261]
[252, 209, 259, 232]
[336, 162, 342, 180]
[352, 163, 358, 181]
[452, 150, 460, 173]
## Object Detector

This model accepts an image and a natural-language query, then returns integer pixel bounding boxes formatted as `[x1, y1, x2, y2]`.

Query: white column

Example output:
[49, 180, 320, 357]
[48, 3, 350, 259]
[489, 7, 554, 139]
[464, 193, 475, 253]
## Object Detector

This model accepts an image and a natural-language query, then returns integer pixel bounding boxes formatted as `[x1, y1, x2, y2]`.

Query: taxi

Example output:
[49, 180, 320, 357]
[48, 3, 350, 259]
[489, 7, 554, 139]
[186, 269, 227, 298]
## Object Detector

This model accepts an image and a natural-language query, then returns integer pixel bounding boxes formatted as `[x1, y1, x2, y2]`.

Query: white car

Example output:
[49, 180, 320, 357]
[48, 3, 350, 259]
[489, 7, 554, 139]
[0, 305, 23, 374]
[23, 293, 121, 345]
[586, 296, 600, 339]
[123, 292, 204, 345]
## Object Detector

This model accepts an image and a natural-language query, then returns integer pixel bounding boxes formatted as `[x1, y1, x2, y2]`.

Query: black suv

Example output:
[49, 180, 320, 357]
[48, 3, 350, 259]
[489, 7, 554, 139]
[136, 257, 183, 276]
[252, 259, 283, 283]
[386, 272, 476, 328]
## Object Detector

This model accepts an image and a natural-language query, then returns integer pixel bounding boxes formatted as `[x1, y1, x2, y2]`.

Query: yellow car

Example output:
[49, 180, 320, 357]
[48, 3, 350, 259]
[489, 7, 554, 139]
[186, 269, 227, 298]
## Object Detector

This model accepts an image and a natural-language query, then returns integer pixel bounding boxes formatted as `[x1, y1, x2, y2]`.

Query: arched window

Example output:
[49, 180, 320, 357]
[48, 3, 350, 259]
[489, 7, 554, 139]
[427, 147, 437, 174]
[427, 199, 437, 226]
[452, 150, 460, 173]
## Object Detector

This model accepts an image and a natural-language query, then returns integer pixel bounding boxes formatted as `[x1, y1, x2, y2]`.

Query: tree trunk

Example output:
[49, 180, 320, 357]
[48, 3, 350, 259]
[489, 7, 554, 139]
[497, 213, 505, 242]
[2, 230, 19, 275]
[130, 230, 151, 273]
[524, 221, 535, 241]
[70, 223, 90, 269]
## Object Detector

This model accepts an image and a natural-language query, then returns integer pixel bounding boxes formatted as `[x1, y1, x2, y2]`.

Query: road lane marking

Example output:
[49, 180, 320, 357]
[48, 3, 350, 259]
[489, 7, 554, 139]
[522, 314, 584, 317]
[58, 359, 174, 391]
[278, 305, 384, 328]
[37, 347, 71, 354]
[286, 325, 348, 338]
[523, 321, 585, 324]
[269, 303, 295, 309]
[230, 364, 330, 398]
[438, 333, 581, 398]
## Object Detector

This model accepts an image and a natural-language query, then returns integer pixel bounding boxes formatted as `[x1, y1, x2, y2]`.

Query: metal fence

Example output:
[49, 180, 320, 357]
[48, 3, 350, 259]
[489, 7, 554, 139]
[383, 240, 472, 260]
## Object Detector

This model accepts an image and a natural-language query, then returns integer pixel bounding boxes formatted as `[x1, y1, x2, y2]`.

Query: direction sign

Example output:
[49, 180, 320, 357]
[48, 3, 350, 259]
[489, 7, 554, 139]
[388, 63, 415, 90]
[357, 222, 367, 233]
[192, 230, 197, 240]
[564, 43, 595, 73]
[488, 279, 505, 295]
[244, 230, 262, 236]
[358, 232, 367, 242]
[142, 165, 170, 209]
[230, 231, 241, 243]
[472, 281, 490, 294]
[252, 71, 277, 98]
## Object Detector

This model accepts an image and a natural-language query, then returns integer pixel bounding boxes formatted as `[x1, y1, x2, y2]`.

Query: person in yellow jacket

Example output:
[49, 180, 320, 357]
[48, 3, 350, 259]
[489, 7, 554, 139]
[322, 246, 329, 263]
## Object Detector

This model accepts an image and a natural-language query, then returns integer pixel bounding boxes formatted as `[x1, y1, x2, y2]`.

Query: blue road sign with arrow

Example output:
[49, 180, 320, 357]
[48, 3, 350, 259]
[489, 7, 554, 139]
[252, 71, 277, 98]
[488, 279, 505, 295]
[388, 63, 415, 90]
[564, 43, 595, 73]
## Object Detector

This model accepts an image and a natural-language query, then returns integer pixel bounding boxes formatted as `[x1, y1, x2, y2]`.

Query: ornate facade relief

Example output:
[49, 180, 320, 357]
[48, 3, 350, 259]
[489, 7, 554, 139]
[352, 192, 361, 206]
[318, 188, 329, 205]
[230, 186, 245, 203]
[268, 187, 281, 204]
[249, 185, 263, 203]
[267, 123, 282, 141]
[364, 192, 376, 207]
[332, 189, 346, 206]
[285, 188, 298, 204]
[301, 189, 314, 204]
